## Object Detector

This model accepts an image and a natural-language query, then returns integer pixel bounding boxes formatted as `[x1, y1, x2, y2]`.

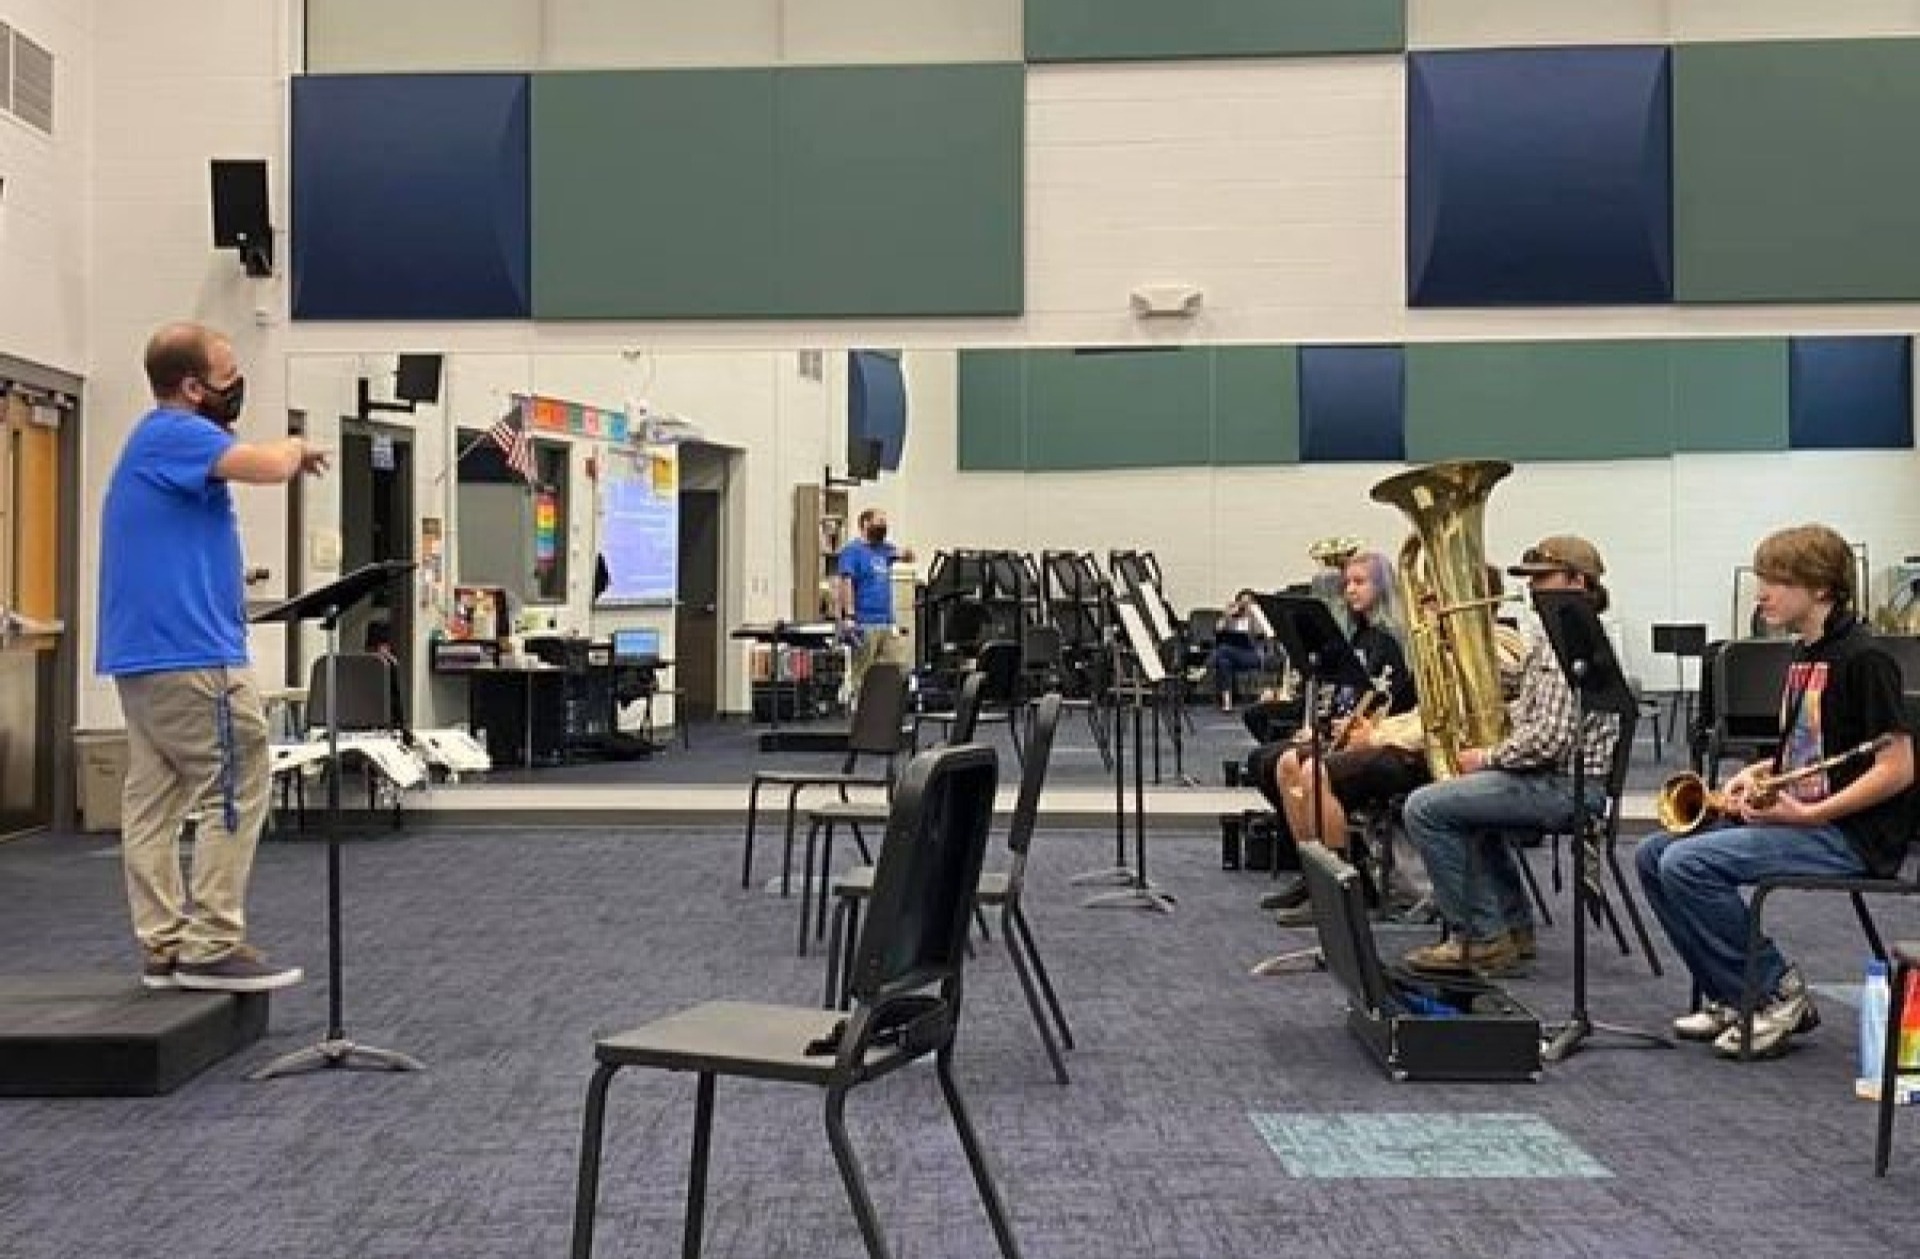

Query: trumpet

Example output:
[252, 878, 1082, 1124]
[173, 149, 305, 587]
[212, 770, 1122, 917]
[1308, 536, 1365, 568]
[1655, 735, 1894, 835]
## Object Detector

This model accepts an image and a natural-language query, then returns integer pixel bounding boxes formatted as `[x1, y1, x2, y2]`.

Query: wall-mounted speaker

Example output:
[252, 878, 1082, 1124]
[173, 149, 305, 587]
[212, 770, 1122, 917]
[210, 159, 273, 277]
[394, 354, 443, 406]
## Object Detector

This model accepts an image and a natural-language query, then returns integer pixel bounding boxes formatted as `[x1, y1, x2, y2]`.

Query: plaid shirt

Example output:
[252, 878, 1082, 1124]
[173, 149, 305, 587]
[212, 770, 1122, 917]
[1486, 625, 1618, 779]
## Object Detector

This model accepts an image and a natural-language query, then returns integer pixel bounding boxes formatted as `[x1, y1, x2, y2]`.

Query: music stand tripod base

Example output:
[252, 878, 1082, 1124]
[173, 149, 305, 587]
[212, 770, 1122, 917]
[1069, 865, 1136, 889]
[252, 1037, 425, 1079]
[1250, 945, 1325, 978]
[1083, 882, 1176, 913]
[1541, 1016, 1671, 1063]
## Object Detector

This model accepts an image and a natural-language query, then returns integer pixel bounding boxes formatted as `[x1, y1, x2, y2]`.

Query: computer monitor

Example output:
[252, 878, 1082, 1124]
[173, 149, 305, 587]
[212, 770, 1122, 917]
[611, 627, 661, 666]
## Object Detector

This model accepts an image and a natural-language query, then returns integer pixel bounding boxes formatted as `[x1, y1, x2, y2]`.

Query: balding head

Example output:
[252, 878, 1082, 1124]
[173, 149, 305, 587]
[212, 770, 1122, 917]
[143, 322, 231, 402]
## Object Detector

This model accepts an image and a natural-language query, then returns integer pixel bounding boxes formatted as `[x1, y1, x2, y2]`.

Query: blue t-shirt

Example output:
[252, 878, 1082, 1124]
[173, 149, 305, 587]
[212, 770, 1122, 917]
[837, 537, 899, 626]
[96, 407, 247, 676]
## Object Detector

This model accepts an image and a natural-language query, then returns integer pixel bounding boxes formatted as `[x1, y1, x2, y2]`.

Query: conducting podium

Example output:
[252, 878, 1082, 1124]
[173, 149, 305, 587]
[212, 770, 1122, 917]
[247, 561, 423, 1079]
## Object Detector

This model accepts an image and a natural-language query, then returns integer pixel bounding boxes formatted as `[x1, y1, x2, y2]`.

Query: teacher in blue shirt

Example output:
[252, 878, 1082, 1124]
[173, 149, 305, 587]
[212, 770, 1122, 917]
[97, 322, 328, 995]
[836, 508, 915, 700]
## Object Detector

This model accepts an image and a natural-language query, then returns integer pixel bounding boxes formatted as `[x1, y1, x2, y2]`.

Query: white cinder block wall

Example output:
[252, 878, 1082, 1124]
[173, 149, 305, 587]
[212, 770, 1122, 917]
[11, 0, 1920, 726]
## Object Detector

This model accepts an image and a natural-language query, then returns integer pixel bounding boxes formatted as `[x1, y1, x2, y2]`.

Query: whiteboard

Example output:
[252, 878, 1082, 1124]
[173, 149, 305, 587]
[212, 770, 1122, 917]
[595, 446, 679, 606]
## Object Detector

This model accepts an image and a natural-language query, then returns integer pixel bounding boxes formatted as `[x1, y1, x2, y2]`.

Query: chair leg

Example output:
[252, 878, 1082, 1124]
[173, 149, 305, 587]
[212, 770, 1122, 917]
[1512, 842, 1555, 928]
[814, 822, 837, 945]
[825, 1085, 893, 1259]
[682, 1072, 716, 1259]
[973, 904, 993, 942]
[1850, 893, 1890, 962]
[824, 895, 848, 1009]
[743, 780, 764, 889]
[798, 817, 824, 957]
[935, 1048, 1026, 1259]
[780, 786, 805, 898]
[1736, 886, 1775, 1062]
[1605, 837, 1665, 978]
[849, 821, 873, 865]
[1002, 905, 1069, 1085]
[840, 900, 863, 1011]
[1011, 903, 1075, 1051]
[569, 1062, 621, 1259]
[1876, 960, 1911, 1176]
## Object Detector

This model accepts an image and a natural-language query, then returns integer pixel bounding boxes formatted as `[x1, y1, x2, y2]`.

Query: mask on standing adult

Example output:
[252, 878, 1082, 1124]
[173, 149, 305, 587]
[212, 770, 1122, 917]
[866, 525, 888, 544]
[196, 375, 247, 427]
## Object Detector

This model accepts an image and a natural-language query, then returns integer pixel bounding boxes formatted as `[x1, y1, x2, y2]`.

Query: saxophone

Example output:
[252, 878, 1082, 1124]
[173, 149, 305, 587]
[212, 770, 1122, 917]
[1369, 460, 1514, 780]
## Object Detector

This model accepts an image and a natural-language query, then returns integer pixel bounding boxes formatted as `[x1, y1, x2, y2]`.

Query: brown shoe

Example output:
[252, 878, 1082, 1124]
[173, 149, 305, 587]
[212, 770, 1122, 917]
[1510, 926, 1537, 959]
[1403, 933, 1522, 976]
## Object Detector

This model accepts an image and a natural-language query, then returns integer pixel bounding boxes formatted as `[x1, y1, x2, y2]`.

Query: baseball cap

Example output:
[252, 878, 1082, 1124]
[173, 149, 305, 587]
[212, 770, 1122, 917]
[1507, 535, 1606, 580]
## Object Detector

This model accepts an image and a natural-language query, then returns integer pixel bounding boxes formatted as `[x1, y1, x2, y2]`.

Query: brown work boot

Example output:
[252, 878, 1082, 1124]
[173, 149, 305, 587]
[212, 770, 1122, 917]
[1510, 925, 1537, 959]
[1403, 932, 1523, 977]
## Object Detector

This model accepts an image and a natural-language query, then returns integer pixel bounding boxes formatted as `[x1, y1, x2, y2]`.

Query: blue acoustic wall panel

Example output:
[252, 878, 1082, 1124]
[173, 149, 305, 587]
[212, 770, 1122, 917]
[849, 351, 907, 472]
[292, 74, 530, 319]
[1299, 345, 1404, 462]
[1408, 48, 1672, 307]
[1788, 337, 1914, 451]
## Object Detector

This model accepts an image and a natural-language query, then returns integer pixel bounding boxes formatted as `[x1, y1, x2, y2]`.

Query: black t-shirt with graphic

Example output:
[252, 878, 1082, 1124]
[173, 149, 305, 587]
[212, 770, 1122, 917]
[1775, 615, 1915, 876]
[1348, 621, 1416, 716]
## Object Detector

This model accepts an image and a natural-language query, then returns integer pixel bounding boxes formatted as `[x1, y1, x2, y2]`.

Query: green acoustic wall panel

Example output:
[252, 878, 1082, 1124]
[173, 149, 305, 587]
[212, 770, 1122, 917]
[1405, 342, 1671, 462]
[1674, 40, 1920, 302]
[957, 351, 1027, 471]
[1026, 0, 1404, 63]
[1670, 339, 1789, 453]
[532, 70, 777, 318]
[1025, 350, 1214, 470]
[1212, 347, 1300, 465]
[775, 63, 1023, 317]
[534, 64, 1022, 318]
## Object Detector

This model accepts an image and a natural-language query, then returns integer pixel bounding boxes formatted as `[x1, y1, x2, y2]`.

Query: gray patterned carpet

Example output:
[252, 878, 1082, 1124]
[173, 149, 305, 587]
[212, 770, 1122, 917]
[2, 811, 1918, 1258]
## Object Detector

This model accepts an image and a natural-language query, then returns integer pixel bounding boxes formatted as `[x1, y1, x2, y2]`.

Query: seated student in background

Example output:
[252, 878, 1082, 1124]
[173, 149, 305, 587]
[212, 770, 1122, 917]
[1211, 589, 1271, 711]
[1252, 550, 1418, 917]
[1636, 525, 1915, 1059]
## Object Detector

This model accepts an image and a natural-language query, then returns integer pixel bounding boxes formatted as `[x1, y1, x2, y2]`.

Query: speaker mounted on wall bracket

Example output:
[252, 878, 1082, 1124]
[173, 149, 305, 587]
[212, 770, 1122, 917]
[210, 158, 275, 278]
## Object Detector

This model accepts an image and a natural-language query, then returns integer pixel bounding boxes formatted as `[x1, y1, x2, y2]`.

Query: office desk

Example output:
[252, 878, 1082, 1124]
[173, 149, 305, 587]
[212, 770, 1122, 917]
[465, 665, 570, 770]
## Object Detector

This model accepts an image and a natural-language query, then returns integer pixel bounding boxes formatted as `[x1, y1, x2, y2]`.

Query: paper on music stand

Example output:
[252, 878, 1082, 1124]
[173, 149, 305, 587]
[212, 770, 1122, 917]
[1115, 602, 1167, 682]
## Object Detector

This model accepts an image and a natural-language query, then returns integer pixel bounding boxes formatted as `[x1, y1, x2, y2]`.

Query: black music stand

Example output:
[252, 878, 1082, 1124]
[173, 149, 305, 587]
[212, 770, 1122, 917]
[1082, 598, 1176, 913]
[247, 560, 424, 1079]
[1250, 595, 1372, 976]
[1530, 589, 1671, 1063]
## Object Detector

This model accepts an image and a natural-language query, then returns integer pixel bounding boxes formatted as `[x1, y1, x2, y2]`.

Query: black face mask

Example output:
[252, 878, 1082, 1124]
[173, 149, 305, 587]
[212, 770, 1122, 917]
[195, 374, 246, 427]
[866, 526, 888, 544]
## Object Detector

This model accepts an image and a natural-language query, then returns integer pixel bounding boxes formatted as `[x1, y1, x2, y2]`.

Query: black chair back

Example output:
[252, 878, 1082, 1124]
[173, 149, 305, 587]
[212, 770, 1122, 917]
[975, 640, 1023, 704]
[848, 662, 910, 756]
[1003, 695, 1064, 897]
[948, 672, 986, 745]
[1875, 633, 1920, 697]
[1714, 638, 1793, 735]
[306, 653, 393, 732]
[845, 744, 999, 1005]
[1187, 609, 1221, 652]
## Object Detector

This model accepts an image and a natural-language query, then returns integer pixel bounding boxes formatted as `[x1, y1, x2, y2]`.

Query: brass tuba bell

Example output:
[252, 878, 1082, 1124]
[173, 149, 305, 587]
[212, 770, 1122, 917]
[1369, 460, 1514, 781]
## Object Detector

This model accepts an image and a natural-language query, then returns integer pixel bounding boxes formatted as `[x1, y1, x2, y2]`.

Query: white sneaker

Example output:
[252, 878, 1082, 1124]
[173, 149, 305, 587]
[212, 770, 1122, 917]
[1671, 1000, 1735, 1042]
[1713, 969, 1819, 1059]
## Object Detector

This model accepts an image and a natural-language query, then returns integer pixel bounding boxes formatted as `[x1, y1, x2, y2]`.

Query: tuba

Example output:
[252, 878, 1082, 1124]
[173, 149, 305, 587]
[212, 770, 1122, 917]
[1369, 460, 1514, 781]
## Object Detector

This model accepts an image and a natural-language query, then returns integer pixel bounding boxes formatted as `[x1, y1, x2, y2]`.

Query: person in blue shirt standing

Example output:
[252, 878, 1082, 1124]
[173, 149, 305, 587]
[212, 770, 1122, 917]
[836, 508, 915, 699]
[98, 322, 328, 993]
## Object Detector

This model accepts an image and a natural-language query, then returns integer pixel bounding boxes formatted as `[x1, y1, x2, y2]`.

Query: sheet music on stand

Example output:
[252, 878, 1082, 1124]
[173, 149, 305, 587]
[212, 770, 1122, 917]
[1113, 602, 1166, 684]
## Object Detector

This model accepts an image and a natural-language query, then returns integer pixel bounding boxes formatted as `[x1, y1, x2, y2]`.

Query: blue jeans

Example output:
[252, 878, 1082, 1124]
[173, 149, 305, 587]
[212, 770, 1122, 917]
[1634, 824, 1862, 1004]
[1211, 643, 1263, 698]
[1404, 770, 1601, 942]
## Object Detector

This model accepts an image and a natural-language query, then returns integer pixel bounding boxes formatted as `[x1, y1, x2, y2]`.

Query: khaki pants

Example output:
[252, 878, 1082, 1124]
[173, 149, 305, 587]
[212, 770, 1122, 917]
[848, 625, 911, 704]
[116, 668, 270, 964]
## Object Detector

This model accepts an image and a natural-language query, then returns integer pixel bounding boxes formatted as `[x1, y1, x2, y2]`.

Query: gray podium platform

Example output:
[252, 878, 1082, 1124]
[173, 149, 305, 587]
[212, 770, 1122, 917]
[0, 974, 268, 1096]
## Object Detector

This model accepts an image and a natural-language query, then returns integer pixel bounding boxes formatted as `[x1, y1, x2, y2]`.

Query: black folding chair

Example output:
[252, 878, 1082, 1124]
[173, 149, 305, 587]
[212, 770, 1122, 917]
[827, 696, 1075, 1085]
[741, 662, 908, 896]
[1704, 639, 1794, 786]
[570, 743, 1022, 1259]
[1874, 937, 1920, 1175]
[796, 673, 985, 956]
[304, 651, 404, 827]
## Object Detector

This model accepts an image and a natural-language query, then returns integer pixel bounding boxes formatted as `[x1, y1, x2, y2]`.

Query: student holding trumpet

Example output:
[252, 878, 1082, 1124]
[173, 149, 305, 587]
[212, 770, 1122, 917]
[1636, 525, 1916, 1059]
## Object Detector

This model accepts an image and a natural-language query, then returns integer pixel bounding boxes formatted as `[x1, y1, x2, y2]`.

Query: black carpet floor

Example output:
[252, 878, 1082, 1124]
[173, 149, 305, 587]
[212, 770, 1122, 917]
[2, 813, 1918, 1258]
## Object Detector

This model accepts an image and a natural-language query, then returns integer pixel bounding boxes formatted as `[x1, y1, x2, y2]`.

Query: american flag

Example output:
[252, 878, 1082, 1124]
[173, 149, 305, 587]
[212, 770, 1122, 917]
[488, 403, 537, 484]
